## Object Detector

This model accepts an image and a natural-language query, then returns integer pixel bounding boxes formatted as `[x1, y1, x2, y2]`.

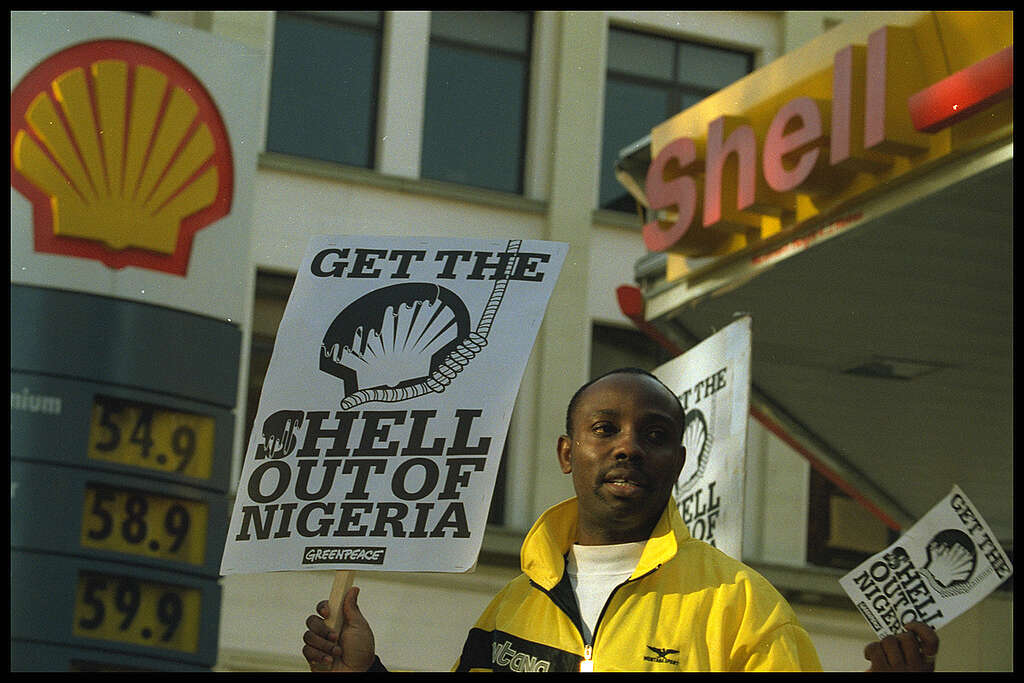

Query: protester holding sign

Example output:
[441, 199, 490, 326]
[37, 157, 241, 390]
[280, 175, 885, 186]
[300, 368, 939, 672]
[839, 485, 1012, 645]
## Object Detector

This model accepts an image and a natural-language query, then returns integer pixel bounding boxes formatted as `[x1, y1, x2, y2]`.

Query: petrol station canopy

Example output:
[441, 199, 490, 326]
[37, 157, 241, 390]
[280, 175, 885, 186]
[614, 11, 1012, 554]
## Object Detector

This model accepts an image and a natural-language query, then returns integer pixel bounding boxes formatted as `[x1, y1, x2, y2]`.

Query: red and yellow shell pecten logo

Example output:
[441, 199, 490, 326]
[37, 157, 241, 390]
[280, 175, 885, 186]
[10, 40, 234, 275]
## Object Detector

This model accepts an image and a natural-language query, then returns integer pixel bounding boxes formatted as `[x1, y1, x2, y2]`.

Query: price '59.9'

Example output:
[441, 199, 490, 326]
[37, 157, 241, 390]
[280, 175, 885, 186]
[81, 484, 209, 566]
[73, 572, 201, 653]
[88, 395, 215, 480]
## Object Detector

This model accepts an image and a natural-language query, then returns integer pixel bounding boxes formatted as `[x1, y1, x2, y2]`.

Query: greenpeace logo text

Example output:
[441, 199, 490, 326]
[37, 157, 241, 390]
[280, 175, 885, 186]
[303, 546, 386, 565]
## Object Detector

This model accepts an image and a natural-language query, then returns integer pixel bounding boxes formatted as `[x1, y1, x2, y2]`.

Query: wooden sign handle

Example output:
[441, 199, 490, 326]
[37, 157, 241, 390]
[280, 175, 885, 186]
[325, 570, 355, 635]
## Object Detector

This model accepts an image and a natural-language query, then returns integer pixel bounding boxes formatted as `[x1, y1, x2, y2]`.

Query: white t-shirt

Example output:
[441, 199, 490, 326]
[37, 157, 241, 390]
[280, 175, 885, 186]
[565, 541, 646, 643]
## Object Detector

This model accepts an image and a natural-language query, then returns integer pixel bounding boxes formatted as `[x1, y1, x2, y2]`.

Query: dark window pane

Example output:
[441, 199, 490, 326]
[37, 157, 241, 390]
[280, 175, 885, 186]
[599, 79, 671, 211]
[606, 29, 675, 80]
[680, 91, 705, 111]
[600, 27, 753, 213]
[266, 12, 380, 168]
[430, 10, 529, 53]
[590, 323, 674, 379]
[312, 10, 381, 29]
[676, 41, 752, 90]
[806, 468, 899, 570]
[421, 43, 528, 193]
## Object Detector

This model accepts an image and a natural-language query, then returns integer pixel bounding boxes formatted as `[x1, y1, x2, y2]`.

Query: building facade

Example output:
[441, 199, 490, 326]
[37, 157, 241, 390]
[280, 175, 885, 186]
[11, 10, 1011, 672]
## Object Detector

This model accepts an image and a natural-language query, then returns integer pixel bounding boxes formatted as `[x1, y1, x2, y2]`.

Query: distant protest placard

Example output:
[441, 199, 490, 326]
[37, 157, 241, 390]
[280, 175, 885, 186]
[839, 485, 1013, 639]
[652, 316, 751, 559]
[220, 236, 566, 574]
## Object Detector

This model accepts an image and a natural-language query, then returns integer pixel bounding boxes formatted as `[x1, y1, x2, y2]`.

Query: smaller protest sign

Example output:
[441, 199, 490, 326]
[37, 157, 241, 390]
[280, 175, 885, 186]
[652, 316, 751, 559]
[839, 485, 1012, 639]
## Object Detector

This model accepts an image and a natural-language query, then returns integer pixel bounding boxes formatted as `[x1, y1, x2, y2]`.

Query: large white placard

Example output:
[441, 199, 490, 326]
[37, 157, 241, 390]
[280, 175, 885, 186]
[652, 316, 751, 559]
[839, 485, 1012, 638]
[221, 236, 566, 574]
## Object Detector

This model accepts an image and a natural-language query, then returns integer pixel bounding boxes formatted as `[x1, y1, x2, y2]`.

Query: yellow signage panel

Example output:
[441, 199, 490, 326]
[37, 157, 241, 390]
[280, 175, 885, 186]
[72, 571, 202, 654]
[86, 395, 216, 481]
[642, 11, 1013, 261]
[80, 483, 210, 567]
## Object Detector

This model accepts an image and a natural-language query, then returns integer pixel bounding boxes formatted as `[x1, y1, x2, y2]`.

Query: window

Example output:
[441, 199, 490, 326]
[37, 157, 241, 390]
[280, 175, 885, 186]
[421, 11, 531, 194]
[806, 469, 899, 570]
[266, 11, 382, 168]
[590, 323, 674, 379]
[244, 272, 296, 453]
[600, 28, 754, 212]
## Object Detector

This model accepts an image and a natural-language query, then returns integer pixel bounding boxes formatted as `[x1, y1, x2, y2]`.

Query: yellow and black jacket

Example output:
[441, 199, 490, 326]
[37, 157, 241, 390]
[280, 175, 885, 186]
[452, 497, 823, 672]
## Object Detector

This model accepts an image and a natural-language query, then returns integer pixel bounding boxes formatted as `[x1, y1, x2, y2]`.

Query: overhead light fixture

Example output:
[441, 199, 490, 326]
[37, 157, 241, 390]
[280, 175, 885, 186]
[842, 356, 949, 380]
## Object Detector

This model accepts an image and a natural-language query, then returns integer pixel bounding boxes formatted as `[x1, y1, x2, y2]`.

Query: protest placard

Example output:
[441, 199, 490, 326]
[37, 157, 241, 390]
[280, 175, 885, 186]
[652, 316, 751, 559]
[220, 236, 567, 575]
[839, 485, 1013, 639]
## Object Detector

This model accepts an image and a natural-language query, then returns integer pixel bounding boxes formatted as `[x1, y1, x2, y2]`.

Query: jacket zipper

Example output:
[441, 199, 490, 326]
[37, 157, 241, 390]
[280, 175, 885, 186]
[580, 644, 594, 672]
[577, 564, 661, 672]
[578, 583, 622, 672]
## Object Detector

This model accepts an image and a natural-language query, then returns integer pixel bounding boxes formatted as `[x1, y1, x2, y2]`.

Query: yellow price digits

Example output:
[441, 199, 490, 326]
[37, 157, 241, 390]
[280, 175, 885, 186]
[88, 395, 215, 479]
[73, 572, 201, 653]
[81, 484, 208, 566]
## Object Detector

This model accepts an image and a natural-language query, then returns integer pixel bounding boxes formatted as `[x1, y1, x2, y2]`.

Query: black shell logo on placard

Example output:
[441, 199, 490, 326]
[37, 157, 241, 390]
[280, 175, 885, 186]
[922, 529, 977, 587]
[320, 282, 472, 399]
[318, 238, 522, 409]
[914, 528, 992, 598]
[674, 408, 712, 496]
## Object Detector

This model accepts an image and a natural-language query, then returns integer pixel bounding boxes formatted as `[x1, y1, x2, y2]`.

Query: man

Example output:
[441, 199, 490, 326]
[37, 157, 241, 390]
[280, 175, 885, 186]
[301, 368, 939, 672]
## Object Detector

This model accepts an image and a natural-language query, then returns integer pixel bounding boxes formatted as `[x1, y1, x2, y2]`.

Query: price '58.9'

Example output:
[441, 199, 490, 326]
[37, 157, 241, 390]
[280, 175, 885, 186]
[81, 484, 209, 566]
[88, 395, 215, 480]
[73, 572, 201, 653]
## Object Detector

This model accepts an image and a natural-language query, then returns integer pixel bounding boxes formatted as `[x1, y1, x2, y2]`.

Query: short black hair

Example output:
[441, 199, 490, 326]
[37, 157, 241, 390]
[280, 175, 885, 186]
[564, 367, 684, 437]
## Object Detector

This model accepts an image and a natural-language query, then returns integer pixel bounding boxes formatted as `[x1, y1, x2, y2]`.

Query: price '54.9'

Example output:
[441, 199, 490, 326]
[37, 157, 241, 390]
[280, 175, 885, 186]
[88, 395, 215, 480]
[81, 484, 209, 566]
[73, 571, 201, 654]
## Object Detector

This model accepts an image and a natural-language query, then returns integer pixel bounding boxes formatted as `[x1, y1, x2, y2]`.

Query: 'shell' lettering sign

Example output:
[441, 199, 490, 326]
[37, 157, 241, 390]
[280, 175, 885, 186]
[642, 23, 1011, 257]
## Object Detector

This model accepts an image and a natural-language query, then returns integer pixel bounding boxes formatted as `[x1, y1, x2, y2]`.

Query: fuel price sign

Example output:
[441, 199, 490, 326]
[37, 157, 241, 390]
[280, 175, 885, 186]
[80, 483, 209, 567]
[12, 549, 221, 667]
[11, 460, 227, 577]
[73, 571, 202, 653]
[11, 372, 234, 492]
[87, 395, 216, 480]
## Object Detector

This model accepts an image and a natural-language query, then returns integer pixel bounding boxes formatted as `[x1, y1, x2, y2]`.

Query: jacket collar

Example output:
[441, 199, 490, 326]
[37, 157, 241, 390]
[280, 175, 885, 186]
[521, 497, 692, 591]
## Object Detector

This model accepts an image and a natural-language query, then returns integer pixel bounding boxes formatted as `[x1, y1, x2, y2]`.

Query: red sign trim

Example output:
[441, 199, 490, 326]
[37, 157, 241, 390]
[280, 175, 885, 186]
[908, 46, 1013, 134]
[11, 39, 234, 276]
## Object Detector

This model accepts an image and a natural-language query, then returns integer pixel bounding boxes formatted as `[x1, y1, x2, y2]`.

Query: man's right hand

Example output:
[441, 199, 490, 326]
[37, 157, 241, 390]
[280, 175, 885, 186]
[302, 586, 376, 672]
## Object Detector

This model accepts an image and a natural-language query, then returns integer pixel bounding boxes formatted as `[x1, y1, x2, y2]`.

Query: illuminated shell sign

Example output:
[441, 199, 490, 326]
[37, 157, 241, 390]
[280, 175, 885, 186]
[10, 39, 234, 276]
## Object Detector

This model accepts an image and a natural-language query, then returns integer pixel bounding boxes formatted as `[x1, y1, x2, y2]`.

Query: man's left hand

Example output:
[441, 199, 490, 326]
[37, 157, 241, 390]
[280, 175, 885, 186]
[864, 621, 939, 672]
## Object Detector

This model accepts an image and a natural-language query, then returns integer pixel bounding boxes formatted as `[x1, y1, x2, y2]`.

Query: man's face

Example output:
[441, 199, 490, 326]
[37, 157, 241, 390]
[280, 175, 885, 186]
[558, 372, 685, 545]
